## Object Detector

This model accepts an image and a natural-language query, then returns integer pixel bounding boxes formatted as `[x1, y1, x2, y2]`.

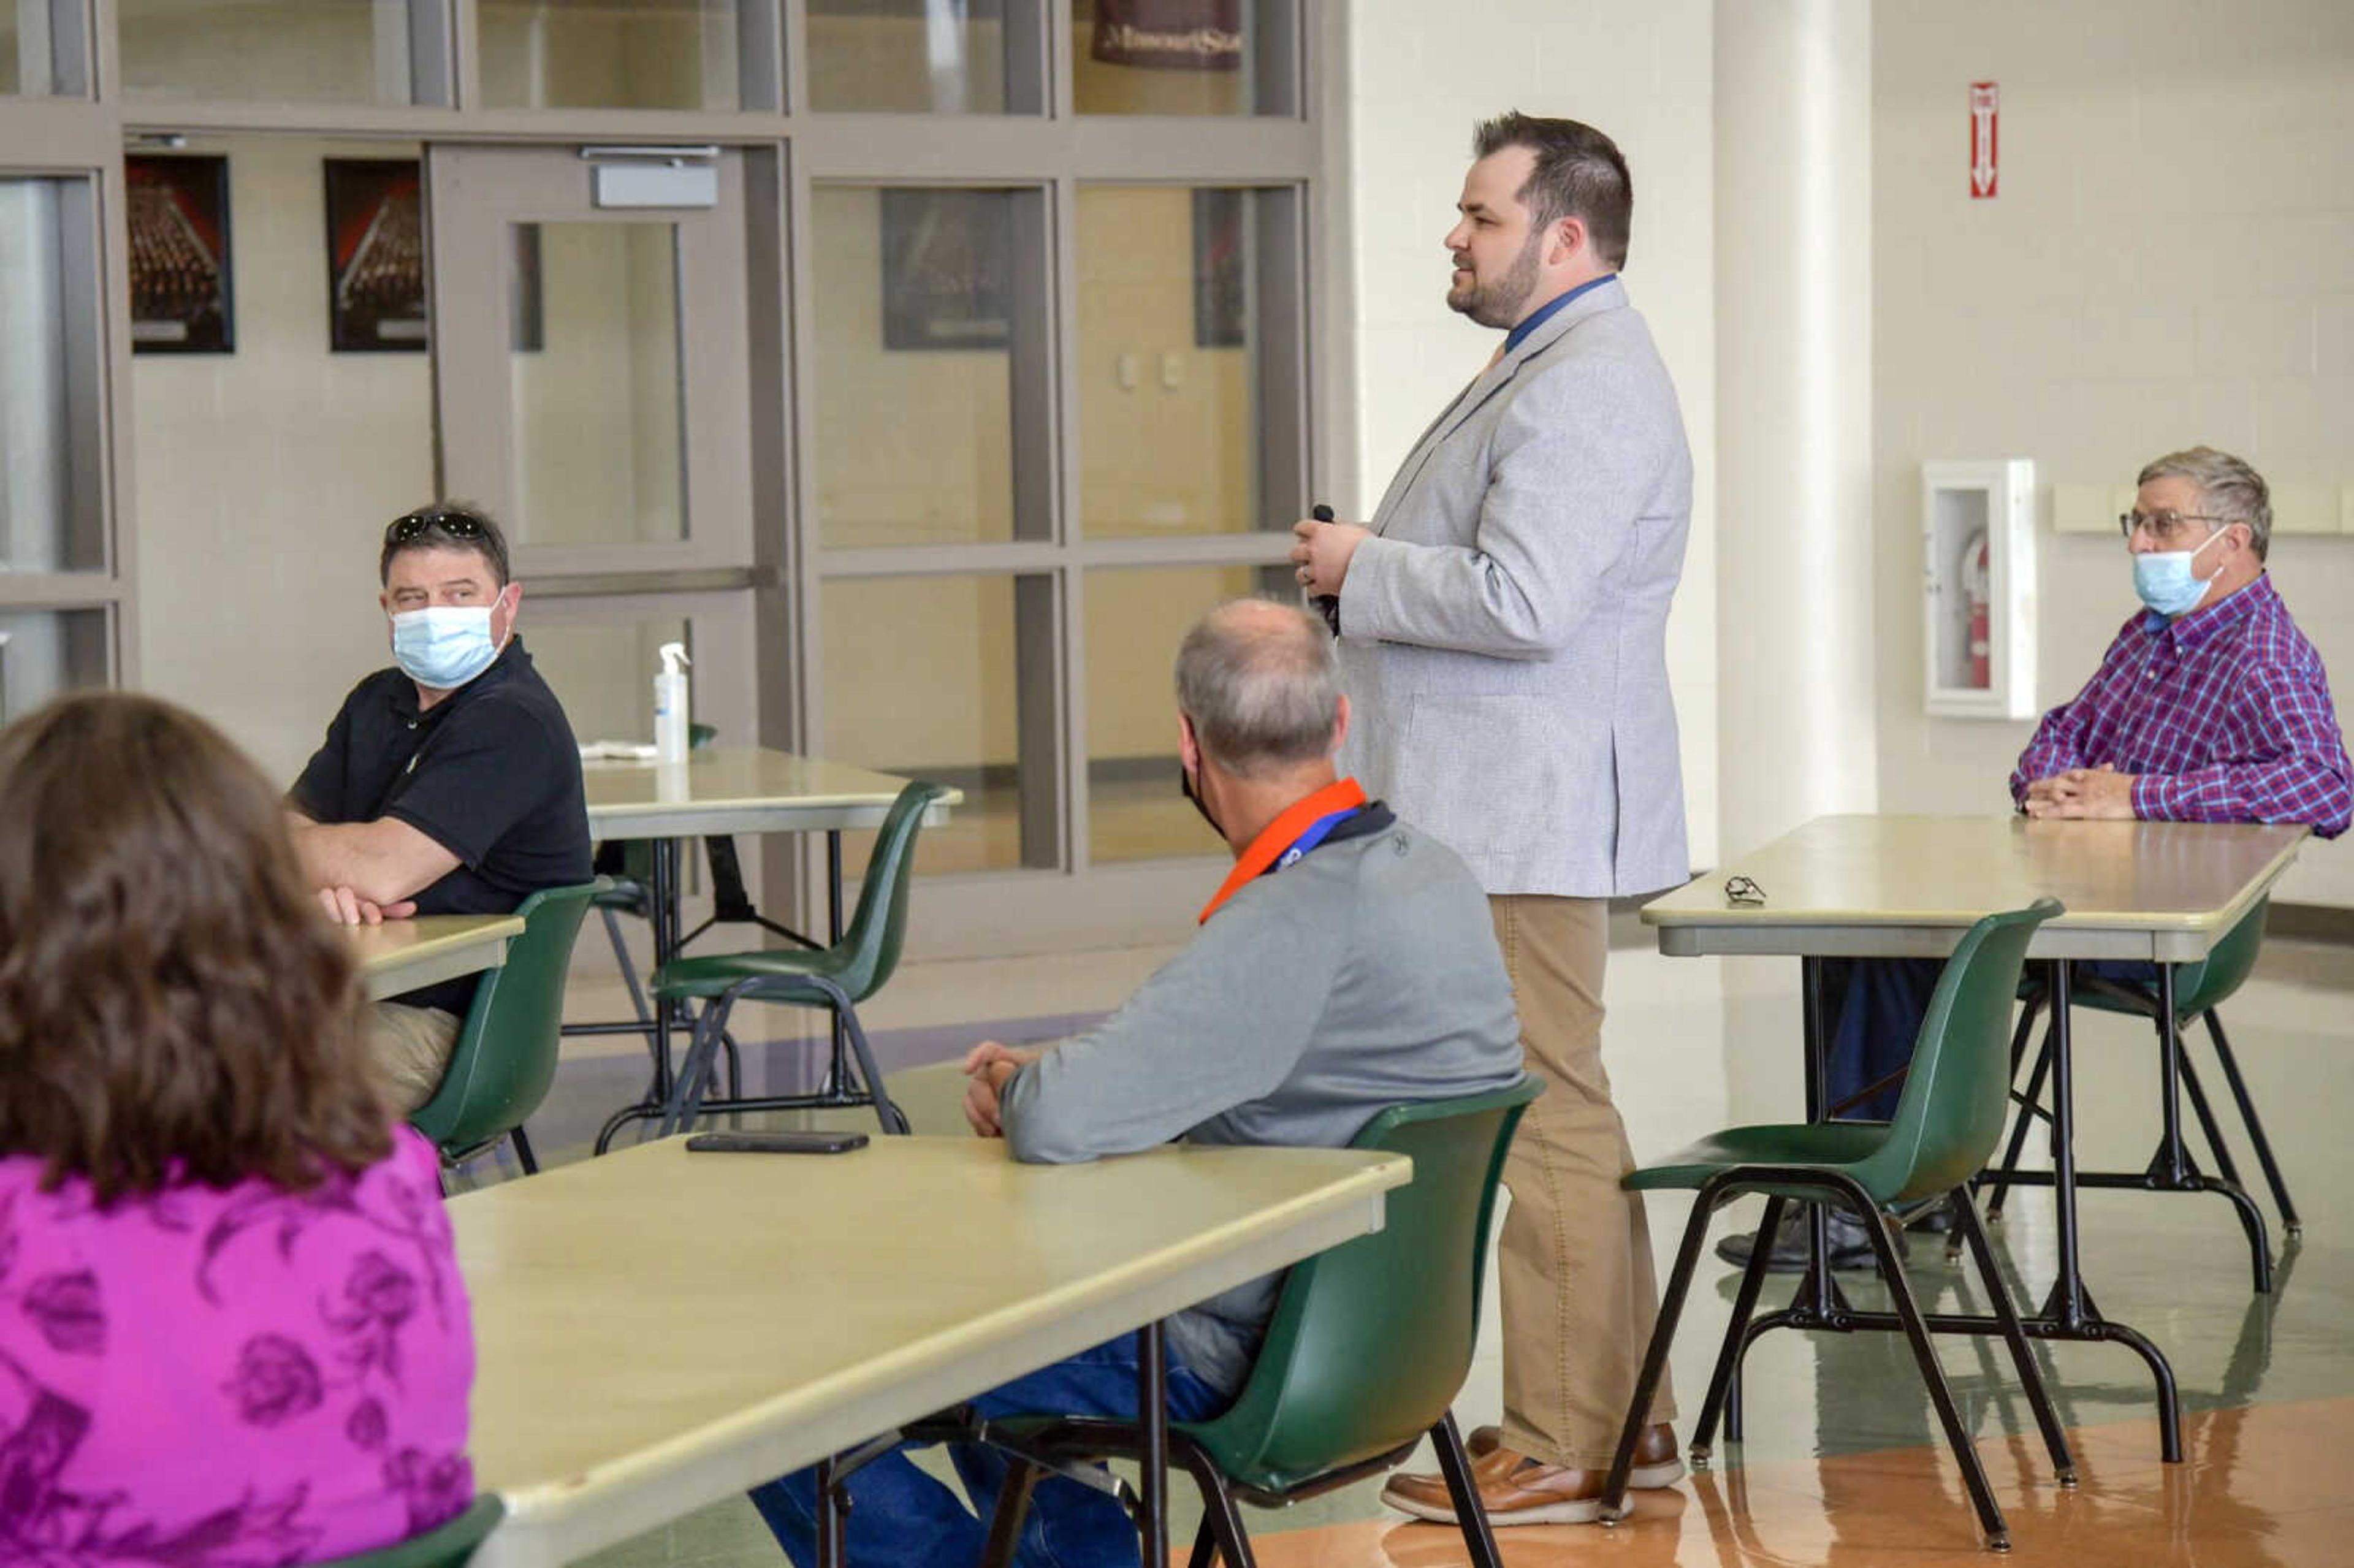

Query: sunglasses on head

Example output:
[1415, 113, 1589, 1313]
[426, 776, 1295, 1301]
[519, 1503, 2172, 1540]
[384, 511, 490, 547]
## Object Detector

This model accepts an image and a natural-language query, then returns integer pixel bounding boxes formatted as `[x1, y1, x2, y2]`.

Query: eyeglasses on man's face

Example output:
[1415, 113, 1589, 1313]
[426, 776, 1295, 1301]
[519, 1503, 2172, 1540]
[2116, 509, 2230, 547]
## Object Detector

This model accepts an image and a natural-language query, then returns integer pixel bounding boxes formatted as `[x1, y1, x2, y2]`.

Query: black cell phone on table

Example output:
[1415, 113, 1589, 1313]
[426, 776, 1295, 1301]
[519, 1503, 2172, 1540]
[684, 1130, 869, 1155]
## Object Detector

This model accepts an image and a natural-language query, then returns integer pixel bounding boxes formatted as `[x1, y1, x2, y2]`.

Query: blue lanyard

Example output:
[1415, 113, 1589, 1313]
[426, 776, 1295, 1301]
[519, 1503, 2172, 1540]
[1274, 808, 1360, 871]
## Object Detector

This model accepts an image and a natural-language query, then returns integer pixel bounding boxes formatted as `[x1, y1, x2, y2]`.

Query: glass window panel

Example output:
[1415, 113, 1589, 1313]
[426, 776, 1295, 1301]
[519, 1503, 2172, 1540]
[524, 614, 690, 749]
[479, 0, 740, 111]
[823, 574, 1033, 875]
[1083, 564, 1289, 863]
[807, 0, 1007, 113]
[1073, 0, 1260, 116]
[0, 609, 109, 725]
[118, 0, 413, 105]
[2, 10, 23, 94]
[509, 222, 685, 549]
[1076, 185, 1263, 538]
[0, 178, 100, 573]
[812, 187, 1017, 549]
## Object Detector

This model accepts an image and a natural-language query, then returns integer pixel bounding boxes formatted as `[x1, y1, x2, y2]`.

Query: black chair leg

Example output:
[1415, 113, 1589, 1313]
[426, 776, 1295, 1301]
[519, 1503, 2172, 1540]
[1691, 1193, 1787, 1464]
[1849, 1178, 2011, 1550]
[1949, 1187, 2073, 1485]
[1184, 1517, 1217, 1568]
[1601, 1182, 1722, 1521]
[1176, 1444, 1257, 1568]
[1430, 1409, 1503, 1568]
[662, 998, 734, 1135]
[1985, 1020, 2057, 1221]
[508, 1124, 538, 1176]
[2207, 1010, 2301, 1238]
[978, 1458, 1041, 1568]
[2174, 1041, 2244, 1190]
[2006, 993, 2044, 1077]
[722, 1031, 744, 1100]
[832, 997, 911, 1136]
[602, 905, 657, 1032]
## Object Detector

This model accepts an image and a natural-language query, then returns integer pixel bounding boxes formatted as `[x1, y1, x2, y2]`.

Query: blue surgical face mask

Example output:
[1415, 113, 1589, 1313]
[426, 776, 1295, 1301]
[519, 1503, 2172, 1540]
[2131, 527, 2228, 618]
[391, 602, 505, 689]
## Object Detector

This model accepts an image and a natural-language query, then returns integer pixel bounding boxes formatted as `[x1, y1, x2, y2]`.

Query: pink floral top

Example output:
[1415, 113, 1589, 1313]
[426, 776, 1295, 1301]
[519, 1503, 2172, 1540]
[0, 1126, 474, 1566]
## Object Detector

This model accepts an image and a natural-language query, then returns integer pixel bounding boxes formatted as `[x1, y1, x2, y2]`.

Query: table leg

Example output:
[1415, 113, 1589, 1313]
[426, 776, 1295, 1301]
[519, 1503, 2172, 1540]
[1799, 958, 1837, 1313]
[1138, 1320, 1169, 1568]
[2156, 962, 2187, 1178]
[650, 835, 684, 1105]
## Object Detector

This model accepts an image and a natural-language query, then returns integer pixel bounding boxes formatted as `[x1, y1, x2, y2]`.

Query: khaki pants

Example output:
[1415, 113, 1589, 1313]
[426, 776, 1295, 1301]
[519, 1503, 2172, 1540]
[1490, 894, 1675, 1468]
[370, 1002, 462, 1116]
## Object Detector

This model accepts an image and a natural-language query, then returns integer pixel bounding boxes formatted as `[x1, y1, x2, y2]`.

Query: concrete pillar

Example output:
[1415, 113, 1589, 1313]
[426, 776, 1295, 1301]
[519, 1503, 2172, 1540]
[1712, 0, 1878, 862]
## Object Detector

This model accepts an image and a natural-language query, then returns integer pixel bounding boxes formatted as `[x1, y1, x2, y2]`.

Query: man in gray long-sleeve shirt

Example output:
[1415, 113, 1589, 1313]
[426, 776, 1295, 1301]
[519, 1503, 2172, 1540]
[747, 598, 1524, 1568]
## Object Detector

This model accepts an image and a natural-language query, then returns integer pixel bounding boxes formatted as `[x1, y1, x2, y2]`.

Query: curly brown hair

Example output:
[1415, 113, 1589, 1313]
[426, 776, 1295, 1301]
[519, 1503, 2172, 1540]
[0, 692, 392, 1202]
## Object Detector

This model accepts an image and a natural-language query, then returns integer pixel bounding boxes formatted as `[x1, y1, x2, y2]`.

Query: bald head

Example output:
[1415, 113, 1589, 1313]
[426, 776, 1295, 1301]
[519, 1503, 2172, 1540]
[1173, 599, 1344, 777]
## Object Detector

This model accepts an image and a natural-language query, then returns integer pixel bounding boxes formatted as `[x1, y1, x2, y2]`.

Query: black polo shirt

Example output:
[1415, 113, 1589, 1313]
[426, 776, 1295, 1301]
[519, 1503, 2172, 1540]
[291, 638, 591, 1015]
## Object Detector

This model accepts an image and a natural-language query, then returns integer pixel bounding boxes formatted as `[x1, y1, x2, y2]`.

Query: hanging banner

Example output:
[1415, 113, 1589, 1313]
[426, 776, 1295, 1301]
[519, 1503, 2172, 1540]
[1970, 81, 2000, 199]
[1091, 0, 1243, 72]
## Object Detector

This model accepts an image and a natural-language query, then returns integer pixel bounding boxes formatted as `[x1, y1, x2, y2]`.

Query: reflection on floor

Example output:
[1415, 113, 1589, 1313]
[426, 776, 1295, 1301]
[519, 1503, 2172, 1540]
[512, 927, 2354, 1568]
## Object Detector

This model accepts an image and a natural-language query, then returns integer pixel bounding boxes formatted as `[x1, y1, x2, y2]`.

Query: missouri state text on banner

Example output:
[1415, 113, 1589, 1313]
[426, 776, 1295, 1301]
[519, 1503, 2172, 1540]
[1091, 0, 1243, 70]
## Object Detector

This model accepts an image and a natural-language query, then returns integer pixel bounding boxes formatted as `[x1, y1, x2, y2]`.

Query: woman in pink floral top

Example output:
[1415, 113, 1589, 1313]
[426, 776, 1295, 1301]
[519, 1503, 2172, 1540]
[0, 693, 473, 1566]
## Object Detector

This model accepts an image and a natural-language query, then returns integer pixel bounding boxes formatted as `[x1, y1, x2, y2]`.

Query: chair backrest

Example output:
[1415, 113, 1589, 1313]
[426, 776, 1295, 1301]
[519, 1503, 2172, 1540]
[2172, 895, 2266, 1016]
[308, 1496, 504, 1568]
[1856, 898, 2062, 1203]
[828, 781, 951, 1002]
[407, 881, 604, 1162]
[1179, 1077, 1542, 1494]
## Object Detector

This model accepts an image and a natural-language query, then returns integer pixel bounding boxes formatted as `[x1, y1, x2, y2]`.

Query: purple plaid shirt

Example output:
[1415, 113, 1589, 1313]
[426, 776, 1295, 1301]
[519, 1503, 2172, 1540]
[2009, 574, 2352, 837]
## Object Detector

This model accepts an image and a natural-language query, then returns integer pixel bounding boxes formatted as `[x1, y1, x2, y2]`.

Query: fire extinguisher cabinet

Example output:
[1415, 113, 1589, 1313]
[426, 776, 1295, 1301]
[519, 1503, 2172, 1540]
[1922, 459, 2036, 720]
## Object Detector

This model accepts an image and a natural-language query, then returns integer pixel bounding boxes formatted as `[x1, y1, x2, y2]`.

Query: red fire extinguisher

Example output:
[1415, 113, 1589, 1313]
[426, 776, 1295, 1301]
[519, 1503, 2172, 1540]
[1963, 528, 1992, 689]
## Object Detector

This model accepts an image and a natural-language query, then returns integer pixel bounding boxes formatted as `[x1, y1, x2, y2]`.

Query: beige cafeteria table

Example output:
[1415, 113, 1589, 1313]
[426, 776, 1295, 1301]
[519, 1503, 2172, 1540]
[580, 750, 963, 1148]
[349, 911, 524, 1001]
[1641, 815, 2309, 1464]
[452, 1134, 1409, 1568]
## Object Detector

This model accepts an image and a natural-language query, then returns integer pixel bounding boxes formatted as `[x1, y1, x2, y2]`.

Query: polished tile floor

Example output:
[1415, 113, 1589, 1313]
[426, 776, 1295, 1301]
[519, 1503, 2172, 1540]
[514, 923, 2354, 1567]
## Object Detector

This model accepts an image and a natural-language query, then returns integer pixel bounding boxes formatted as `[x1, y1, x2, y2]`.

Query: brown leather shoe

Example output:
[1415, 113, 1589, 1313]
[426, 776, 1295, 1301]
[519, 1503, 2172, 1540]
[1379, 1425, 1683, 1526]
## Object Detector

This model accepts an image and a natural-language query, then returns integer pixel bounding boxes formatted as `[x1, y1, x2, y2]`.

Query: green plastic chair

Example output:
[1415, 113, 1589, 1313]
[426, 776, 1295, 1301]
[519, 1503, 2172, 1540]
[653, 781, 950, 1137]
[953, 1077, 1542, 1568]
[1596, 900, 2073, 1553]
[308, 1496, 503, 1567]
[407, 880, 606, 1173]
[1987, 897, 2294, 1247]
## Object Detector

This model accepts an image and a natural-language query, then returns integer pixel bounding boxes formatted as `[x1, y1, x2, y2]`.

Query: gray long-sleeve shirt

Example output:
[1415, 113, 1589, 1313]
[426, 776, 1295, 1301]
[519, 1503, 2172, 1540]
[997, 804, 1524, 1396]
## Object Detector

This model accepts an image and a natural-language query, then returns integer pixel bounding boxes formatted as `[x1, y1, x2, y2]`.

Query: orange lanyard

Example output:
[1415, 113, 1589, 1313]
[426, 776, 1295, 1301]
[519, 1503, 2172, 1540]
[1197, 778, 1368, 924]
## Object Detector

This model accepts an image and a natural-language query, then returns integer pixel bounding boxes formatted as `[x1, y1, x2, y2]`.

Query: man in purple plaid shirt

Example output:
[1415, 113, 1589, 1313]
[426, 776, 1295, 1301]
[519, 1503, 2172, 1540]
[1722, 446, 2352, 1272]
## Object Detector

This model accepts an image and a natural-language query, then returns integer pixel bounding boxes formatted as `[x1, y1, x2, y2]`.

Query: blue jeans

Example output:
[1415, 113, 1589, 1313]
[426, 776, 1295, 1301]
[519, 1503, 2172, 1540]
[1824, 957, 2158, 1122]
[750, 1331, 1232, 1568]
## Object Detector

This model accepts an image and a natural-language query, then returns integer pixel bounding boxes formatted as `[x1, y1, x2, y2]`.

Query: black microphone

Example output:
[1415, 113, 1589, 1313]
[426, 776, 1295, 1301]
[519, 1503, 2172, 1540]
[1308, 503, 1341, 635]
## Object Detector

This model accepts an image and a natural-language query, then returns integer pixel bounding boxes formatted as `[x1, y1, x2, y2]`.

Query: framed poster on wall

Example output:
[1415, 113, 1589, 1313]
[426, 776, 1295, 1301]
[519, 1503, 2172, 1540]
[880, 189, 1011, 352]
[126, 154, 234, 354]
[323, 158, 428, 352]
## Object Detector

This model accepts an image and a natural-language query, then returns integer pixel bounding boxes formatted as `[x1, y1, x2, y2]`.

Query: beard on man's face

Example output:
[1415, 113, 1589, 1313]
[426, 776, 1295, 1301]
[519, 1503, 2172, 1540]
[1446, 229, 1544, 329]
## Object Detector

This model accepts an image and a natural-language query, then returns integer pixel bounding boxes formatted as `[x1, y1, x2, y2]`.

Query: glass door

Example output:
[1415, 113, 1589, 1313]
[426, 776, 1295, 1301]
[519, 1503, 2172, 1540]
[424, 140, 766, 854]
[426, 143, 755, 579]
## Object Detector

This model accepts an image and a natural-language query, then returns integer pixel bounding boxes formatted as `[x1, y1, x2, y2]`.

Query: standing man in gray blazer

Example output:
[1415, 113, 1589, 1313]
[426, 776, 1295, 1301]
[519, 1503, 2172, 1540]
[1291, 112, 1692, 1526]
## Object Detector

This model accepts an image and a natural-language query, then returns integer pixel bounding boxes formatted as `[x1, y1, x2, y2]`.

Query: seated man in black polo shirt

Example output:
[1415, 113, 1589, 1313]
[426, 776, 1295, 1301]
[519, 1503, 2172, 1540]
[288, 504, 592, 1111]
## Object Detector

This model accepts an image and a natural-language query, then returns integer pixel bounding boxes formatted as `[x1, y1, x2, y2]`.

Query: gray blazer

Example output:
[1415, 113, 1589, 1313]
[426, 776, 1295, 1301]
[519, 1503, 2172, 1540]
[1336, 276, 1693, 898]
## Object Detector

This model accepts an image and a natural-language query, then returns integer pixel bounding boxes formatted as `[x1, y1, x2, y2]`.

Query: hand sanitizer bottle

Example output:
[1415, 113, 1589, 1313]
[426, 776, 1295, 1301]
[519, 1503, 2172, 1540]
[654, 641, 693, 764]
